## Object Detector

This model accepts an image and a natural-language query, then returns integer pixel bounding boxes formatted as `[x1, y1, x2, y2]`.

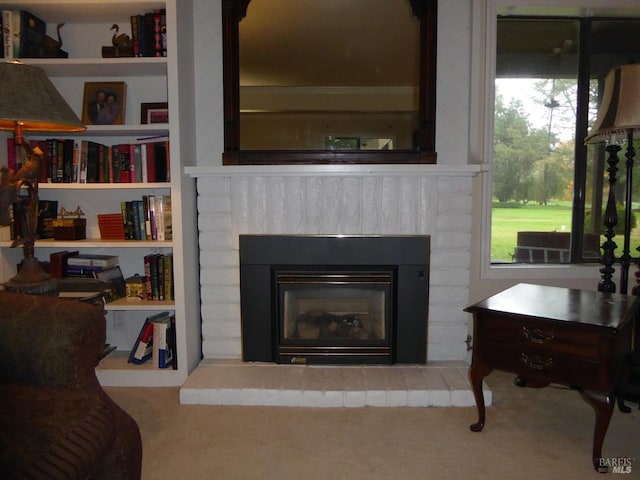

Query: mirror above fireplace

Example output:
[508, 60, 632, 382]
[222, 0, 438, 165]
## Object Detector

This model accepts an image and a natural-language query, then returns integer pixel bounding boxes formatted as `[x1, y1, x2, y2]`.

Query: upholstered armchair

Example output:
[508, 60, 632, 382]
[0, 292, 142, 479]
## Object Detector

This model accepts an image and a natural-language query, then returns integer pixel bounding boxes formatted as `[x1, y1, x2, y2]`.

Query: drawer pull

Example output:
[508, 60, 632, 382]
[520, 353, 554, 370]
[522, 326, 555, 344]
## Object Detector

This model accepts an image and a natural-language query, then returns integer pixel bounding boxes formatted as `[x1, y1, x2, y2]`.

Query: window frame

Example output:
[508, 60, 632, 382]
[478, 0, 640, 281]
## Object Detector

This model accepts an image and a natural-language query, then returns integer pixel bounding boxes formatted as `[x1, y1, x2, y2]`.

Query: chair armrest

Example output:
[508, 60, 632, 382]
[0, 292, 106, 387]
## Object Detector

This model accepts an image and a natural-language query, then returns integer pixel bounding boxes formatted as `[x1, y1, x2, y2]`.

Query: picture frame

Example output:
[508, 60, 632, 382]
[141, 102, 169, 124]
[82, 82, 126, 126]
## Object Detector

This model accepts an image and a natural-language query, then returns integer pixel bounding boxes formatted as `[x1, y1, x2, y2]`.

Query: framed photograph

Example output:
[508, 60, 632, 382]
[82, 82, 126, 126]
[141, 102, 169, 124]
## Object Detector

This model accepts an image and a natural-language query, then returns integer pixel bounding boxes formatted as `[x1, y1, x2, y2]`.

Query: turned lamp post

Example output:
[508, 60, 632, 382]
[585, 63, 640, 295]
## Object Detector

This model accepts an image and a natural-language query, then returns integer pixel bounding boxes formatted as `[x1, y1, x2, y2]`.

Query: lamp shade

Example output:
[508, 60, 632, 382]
[0, 60, 86, 133]
[585, 63, 640, 144]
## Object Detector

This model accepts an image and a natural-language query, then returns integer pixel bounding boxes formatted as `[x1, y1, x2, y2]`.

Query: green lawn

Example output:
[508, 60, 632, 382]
[491, 203, 573, 262]
[491, 202, 640, 263]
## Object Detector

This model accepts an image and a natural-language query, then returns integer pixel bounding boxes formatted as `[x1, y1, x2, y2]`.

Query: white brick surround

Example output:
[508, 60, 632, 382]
[187, 165, 481, 364]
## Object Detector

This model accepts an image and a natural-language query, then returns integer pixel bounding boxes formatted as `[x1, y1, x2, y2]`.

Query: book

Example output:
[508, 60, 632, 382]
[19, 10, 46, 58]
[130, 14, 140, 57]
[160, 9, 167, 57]
[128, 311, 171, 365]
[102, 343, 117, 359]
[10, 10, 19, 59]
[48, 138, 58, 182]
[163, 253, 174, 301]
[147, 253, 161, 300]
[49, 250, 79, 278]
[1, 11, 10, 59]
[135, 200, 146, 240]
[62, 138, 74, 183]
[162, 195, 172, 241]
[92, 265, 126, 299]
[55, 136, 65, 182]
[36, 199, 58, 239]
[67, 254, 119, 268]
[157, 254, 165, 300]
[115, 143, 131, 183]
[151, 314, 174, 368]
[153, 9, 162, 57]
[128, 316, 155, 364]
[144, 253, 154, 300]
[65, 264, 105, 278]
[120, 201, 134, 240]
[143, 12, 156, 57]
[154, 195, 172, 241]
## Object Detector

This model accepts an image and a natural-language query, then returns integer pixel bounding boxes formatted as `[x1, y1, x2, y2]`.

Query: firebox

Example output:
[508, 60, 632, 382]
[239, 235, 430, 365]
[277, 268, 394, 364]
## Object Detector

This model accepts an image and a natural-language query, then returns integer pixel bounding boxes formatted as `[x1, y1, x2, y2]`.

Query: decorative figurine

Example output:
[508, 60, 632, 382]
[102, 24, 133, 57]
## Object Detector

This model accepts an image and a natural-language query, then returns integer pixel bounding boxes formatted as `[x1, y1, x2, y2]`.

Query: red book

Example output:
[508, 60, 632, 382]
[128, 319, 154, 364]
[49, 250, 79, 278]
[115, 144, 131, 183]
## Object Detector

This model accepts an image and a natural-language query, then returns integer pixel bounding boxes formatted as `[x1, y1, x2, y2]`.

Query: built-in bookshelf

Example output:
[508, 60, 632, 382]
[0, 0, 199, 387]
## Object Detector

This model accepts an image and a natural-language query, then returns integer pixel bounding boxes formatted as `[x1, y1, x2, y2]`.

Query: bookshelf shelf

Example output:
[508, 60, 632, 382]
[30, 125, 169, 138]
[105, 298, 174, 311]
[40, 182, 171, 190]
[97, 351, 182, 387]
[0, 0, 199, 388]
[0, 239, 173, 248]
[22, 57, 167, 77]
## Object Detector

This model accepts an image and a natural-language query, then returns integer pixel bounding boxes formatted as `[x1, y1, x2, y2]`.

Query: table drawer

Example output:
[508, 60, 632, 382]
[479, 315, 600, 358]
[480, 341, 600, 388]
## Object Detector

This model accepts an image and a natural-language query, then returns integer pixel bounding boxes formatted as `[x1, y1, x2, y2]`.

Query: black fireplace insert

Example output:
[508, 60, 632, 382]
[239, 235, 430, 364]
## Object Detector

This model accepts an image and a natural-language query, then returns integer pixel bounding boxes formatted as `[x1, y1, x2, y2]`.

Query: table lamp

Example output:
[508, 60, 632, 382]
[0, 60, 86, 294]
[585, 63, 640, 295]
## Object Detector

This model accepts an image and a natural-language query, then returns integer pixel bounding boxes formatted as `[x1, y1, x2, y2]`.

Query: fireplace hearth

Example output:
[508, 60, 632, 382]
[239, 235, 430, 365]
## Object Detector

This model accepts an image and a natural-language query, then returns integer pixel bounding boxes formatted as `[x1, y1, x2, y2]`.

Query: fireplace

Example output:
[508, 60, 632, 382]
[239, 235, 430, 364]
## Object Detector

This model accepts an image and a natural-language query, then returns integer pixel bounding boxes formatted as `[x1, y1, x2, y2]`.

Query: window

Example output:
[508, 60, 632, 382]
[491, 11, 640, 265]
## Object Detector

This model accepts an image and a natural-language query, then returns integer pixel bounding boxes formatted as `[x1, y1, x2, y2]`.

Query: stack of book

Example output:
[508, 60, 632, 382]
[128, 311, 176, 368]
[144, 253, 174, 301]
[50, 252, 126, 301]
[27, 137, 170, 184]
[121, 194, 171, 241]
[2, 9, 47, 59]
[130, 9, 167, 58]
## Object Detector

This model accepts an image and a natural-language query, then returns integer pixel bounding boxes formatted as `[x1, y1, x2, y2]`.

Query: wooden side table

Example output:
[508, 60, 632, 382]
[465, 283, 637, 472]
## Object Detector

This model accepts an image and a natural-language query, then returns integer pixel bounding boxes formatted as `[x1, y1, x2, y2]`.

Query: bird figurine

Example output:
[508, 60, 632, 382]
[42, 23, 68, 58]
[111, 24, 132, 49]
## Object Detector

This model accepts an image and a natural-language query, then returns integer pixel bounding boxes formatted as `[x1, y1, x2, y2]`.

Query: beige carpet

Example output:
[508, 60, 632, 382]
[105, 371, 639, 479]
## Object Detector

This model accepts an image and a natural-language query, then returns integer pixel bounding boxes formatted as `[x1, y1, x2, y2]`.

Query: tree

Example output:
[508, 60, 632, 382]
[493, 95, 553, 203]
[533, 79, 578, 147]
[531, 142, 574, 204]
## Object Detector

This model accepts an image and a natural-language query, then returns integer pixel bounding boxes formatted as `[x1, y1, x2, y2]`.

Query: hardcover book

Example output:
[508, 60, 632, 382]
[151, 314, 174, 368]
[67, 254, 119, 268]
[128, 317, 154, 364]
[129, 311, 171, 365]
[92, 265, 126, 299]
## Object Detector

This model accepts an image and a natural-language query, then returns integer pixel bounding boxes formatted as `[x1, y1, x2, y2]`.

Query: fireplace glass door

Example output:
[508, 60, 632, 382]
[276, 269, 394, 364]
